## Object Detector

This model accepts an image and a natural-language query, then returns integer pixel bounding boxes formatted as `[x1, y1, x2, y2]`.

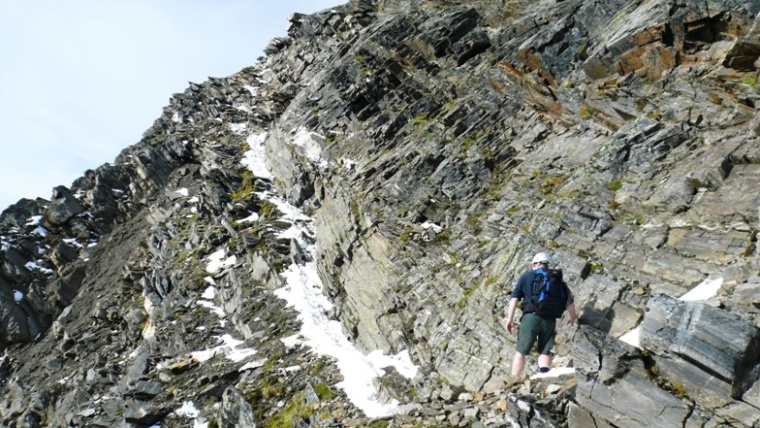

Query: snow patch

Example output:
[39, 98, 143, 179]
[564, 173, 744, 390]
[63, 238, 83, 248]
[239, 358, 268, 372]
[197, 300, 225, 318]
[269, 194, 418, 418]
[340, 157, 357, 171]
[242, 133, 273, 179]
[233, 103, 252, 113]
[191, 334, 256, 364]
[205, 249, 237, 273]
[531, 367, 575, 379]
[25, 215, 42, 226]
[619, 328, 640, 348]
[281, 334, 301, 348]
[175, 401, 200, 418]
[239, 129, 420, 416]
[228, 122, 248, 135]
[236, 212, 260, 224]
[679, 277, 723, 301]
[292, 128, 327, 167]
[421, 221, 443, 233]
[25, 261, 53, 275]
[201, 286, 216, 300]
[243, 84, 258, 97]
[142, 321, 156, 340]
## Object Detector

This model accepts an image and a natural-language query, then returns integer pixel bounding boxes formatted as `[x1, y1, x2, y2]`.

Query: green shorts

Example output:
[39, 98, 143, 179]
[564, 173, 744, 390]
[516, 313, 557, 355]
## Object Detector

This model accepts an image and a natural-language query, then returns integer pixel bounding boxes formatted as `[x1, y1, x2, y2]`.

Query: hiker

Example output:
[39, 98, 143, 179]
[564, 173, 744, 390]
[505, 252, 577, 376]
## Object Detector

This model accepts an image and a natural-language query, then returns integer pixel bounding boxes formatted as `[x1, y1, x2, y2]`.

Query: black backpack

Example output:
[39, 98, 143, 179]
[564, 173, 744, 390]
[525, 268, 568, 318]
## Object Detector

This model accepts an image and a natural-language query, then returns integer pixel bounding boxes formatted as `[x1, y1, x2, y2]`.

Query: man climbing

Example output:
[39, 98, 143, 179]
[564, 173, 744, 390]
[505, 252, 577, 377]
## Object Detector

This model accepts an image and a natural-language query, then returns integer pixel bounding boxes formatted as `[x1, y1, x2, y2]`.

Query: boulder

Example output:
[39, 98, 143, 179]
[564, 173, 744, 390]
[567, 402, 616, 428]
[743, 377, 760, 408]
[639, 293, 760, 396]
[723, 12, 760, 70]
[45, 194, 84, 226]
[218, 387, 257, 427]
[654, 352, 734, 409]
[122, 400, 171, 426]
[50, 241, 79, 269]
[573, 326, 694, 428]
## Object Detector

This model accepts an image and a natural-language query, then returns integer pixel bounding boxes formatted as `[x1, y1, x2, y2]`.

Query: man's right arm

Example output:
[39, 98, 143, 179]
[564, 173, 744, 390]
[506, 297, 519, 334]
[506, 273, 526, 334]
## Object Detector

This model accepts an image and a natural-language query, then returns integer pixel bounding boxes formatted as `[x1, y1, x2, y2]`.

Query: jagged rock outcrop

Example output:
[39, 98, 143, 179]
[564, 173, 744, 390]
[1, 0, 760, 426]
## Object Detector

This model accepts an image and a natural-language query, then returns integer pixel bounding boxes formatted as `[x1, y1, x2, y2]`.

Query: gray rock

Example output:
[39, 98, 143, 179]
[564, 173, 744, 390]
[716, 401, 760, 427]
[654, 353, 734, 409]
[3, 1, 760, 427]
[219, 387, 257, 428]
[50, 241, 79, 269]
[574, 326, 692, 428]
[122, 400, 170, 425]
[723, 11, 760, 70]
[128, 380, 164, 399]
[639, 293, 760, 395]
[750, 112, 760, 137]
[45, 194, 84, 226]
[567, 401, 616, 428]
[743, 377, 760, 408]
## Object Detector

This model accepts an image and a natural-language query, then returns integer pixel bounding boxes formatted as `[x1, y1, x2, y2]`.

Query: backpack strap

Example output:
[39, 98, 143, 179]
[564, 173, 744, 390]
[533, 268, 549, 297]
[525, 269, 547, 312]
[519, 271, 537, 313]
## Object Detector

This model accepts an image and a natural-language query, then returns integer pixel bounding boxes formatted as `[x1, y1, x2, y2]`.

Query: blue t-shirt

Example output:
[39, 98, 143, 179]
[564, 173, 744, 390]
[511, 270, 541, 315]
[511, 270, 538, 301]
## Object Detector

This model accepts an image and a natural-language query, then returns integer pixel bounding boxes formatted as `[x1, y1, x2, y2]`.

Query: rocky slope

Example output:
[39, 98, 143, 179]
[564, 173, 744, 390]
[2, 0, 760, 426]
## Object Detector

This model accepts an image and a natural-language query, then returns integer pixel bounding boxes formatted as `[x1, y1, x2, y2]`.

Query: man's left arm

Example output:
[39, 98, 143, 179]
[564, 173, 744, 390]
[565, 285, 578, 325]
[566, 301, 578, 325]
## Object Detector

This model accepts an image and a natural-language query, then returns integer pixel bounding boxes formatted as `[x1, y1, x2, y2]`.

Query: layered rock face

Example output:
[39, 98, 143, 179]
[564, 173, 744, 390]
[1, 0, 760, 426]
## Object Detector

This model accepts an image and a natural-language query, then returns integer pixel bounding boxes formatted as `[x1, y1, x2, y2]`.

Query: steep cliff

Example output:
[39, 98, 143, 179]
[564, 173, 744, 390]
[2, 0, 760, 427]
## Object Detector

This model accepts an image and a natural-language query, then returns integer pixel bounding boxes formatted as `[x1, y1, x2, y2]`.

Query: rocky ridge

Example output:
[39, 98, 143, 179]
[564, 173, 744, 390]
[2, 0, 760, 426]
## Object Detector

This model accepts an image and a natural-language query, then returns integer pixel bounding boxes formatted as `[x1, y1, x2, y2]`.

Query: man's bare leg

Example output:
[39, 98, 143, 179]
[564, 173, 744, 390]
[511, 352, 526, 376]
[538, 353, 552, 372]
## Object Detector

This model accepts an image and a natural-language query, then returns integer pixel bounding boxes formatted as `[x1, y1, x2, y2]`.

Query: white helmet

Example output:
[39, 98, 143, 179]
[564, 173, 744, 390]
[532, 252, 551, 265]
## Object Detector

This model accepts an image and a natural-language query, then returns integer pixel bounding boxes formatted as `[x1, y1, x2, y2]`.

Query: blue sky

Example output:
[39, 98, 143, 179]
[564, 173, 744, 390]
[0, 0, 340, 211]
